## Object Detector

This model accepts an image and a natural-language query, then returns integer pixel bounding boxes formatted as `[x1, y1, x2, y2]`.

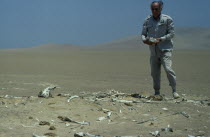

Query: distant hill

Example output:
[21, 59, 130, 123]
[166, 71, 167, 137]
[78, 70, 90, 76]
[23, 27, 210, 51]
[31, 43, 82, 50]
[93, 27, 210, 50]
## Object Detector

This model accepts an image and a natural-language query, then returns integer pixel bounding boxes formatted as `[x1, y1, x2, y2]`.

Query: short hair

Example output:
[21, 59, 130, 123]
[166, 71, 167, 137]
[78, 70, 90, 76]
[151, 1, 164, 10]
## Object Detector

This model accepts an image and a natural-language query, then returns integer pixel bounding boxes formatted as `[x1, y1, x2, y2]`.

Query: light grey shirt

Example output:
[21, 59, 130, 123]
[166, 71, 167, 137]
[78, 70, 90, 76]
[141, 14, 175, 55]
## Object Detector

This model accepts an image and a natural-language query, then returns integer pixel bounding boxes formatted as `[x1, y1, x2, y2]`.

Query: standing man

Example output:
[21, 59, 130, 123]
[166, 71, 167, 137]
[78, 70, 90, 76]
[141, 1, 180, 99]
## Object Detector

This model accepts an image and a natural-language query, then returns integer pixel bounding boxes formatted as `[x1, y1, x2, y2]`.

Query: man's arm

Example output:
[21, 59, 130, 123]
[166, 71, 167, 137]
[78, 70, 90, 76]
[141, 19, 155, 46]
[160, 17, 175, 41]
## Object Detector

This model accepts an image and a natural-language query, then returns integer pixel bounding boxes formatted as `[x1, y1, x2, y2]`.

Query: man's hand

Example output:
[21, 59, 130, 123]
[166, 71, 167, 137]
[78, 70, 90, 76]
[154, 38, 161, 44]
[143, 40, 156, 46]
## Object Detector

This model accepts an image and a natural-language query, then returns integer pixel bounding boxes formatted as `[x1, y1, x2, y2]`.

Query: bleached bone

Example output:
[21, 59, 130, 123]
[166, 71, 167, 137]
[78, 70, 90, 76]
[113, 136, 141, 137]
[57, 93, 70, 97]
[112, 98, 133, 103]
[74, 132, 103, 137]
[150, 131, 160, 137]
[138, 112, 180, 124]
[112, 98, 158, 104]
[58, 116, 90, 125]
[0, 95, 23, 99]
[107, 111, 112, 119]
[38, 86, 56, 98]
[67, 95, 79, 102]
[97, 117, 106, 121]
[22, 123, 38, 128]
[97, 111, 112, 121]
[32, 133, 47, 137]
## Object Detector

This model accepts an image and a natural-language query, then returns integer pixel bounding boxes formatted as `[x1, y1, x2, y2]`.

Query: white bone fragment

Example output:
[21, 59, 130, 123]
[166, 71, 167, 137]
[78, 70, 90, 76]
[74, 132, 103, 137]
[162, 108, 168, 111]
[97, 110, 112, 121]
[114, 136, 141, 137]
[188, 135, 195, 137]
[67, 95, 79, 102]
[150, 131, 160, 136]
[66, 123, 71, 126]
[107, 111, 112, 119]
[97, 117, 106, 121]
[58, 116, 90, 125]
[22, 122, 38, 128]
[32, 133, 47, 137]
[57, 93, 70, 97]
[1, 95, 22, 99]
[38, 86, 56, 98]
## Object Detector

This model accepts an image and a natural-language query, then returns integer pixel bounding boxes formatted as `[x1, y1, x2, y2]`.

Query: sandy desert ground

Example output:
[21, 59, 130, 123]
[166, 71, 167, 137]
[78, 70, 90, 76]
[0, 47, 210, 137]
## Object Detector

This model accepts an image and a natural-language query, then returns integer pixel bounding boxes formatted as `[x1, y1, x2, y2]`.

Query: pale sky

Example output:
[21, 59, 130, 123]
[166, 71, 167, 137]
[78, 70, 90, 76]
[0, 0, 209, 48]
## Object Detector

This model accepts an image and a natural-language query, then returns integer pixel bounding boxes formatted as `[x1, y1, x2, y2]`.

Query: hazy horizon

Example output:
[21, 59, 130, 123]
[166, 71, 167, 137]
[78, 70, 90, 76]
[1, 0, 210, 48]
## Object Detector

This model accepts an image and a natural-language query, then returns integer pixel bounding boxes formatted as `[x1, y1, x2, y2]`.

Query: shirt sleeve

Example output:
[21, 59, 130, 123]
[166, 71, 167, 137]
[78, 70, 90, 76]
[160, 17, 175, 41]
[141, 19, 148, 42]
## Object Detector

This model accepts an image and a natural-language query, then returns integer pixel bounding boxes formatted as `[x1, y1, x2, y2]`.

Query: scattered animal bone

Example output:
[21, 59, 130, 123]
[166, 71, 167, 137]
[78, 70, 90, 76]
[0, 95, 23, 99]
[112, 98, 156, 104]
[38, 86, 56, 98]
[97, 111, 112, 121]
[57, 93, 70, 97]
[137, 117, 157, 124]
[67, 95, 79, 102]
[112, 99, 133, 103]
[188, 135, 205, 137]
[137, 112, 180, 124]
[180, 111, 190, 118]
[32, 133, 47, 137]
[22, 123, 38, 128]
[97, 117, 106, 121]
[114, 136, 141, 137]
[150, 131, 160, 137]
[161, 125, 173, 132]
[74, 132, 103, 137]
[58, 116, 90, 125]
[162, 108, 168, 111]
[107, 111, 112, 119]
[44, 132, 57, 137]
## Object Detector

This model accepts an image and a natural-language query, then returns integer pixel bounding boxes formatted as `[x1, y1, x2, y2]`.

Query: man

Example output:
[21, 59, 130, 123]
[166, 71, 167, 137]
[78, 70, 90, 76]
[141, 1, 180, 99]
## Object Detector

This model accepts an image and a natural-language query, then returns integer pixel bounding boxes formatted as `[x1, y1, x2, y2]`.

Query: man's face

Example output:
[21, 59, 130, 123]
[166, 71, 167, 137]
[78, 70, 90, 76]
[151, 3, 161, 18]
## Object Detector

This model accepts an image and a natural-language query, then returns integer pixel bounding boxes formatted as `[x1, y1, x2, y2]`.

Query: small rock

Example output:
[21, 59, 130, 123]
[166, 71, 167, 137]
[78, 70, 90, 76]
[130, 93, 141, 98]
[44, 133, 57, 137]
[0, 101, 5, 105]
[180, 112, 190, 118]
[124, 102, 133, 106]
[49, 126, 56, 130]
[29, 116, 33, 119]
[149, 95, 163, 101]
[39, 121, 50, 126]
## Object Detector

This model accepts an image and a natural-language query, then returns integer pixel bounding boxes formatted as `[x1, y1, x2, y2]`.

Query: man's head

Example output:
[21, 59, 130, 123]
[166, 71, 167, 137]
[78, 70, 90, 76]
[151, 1, 163, 19]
